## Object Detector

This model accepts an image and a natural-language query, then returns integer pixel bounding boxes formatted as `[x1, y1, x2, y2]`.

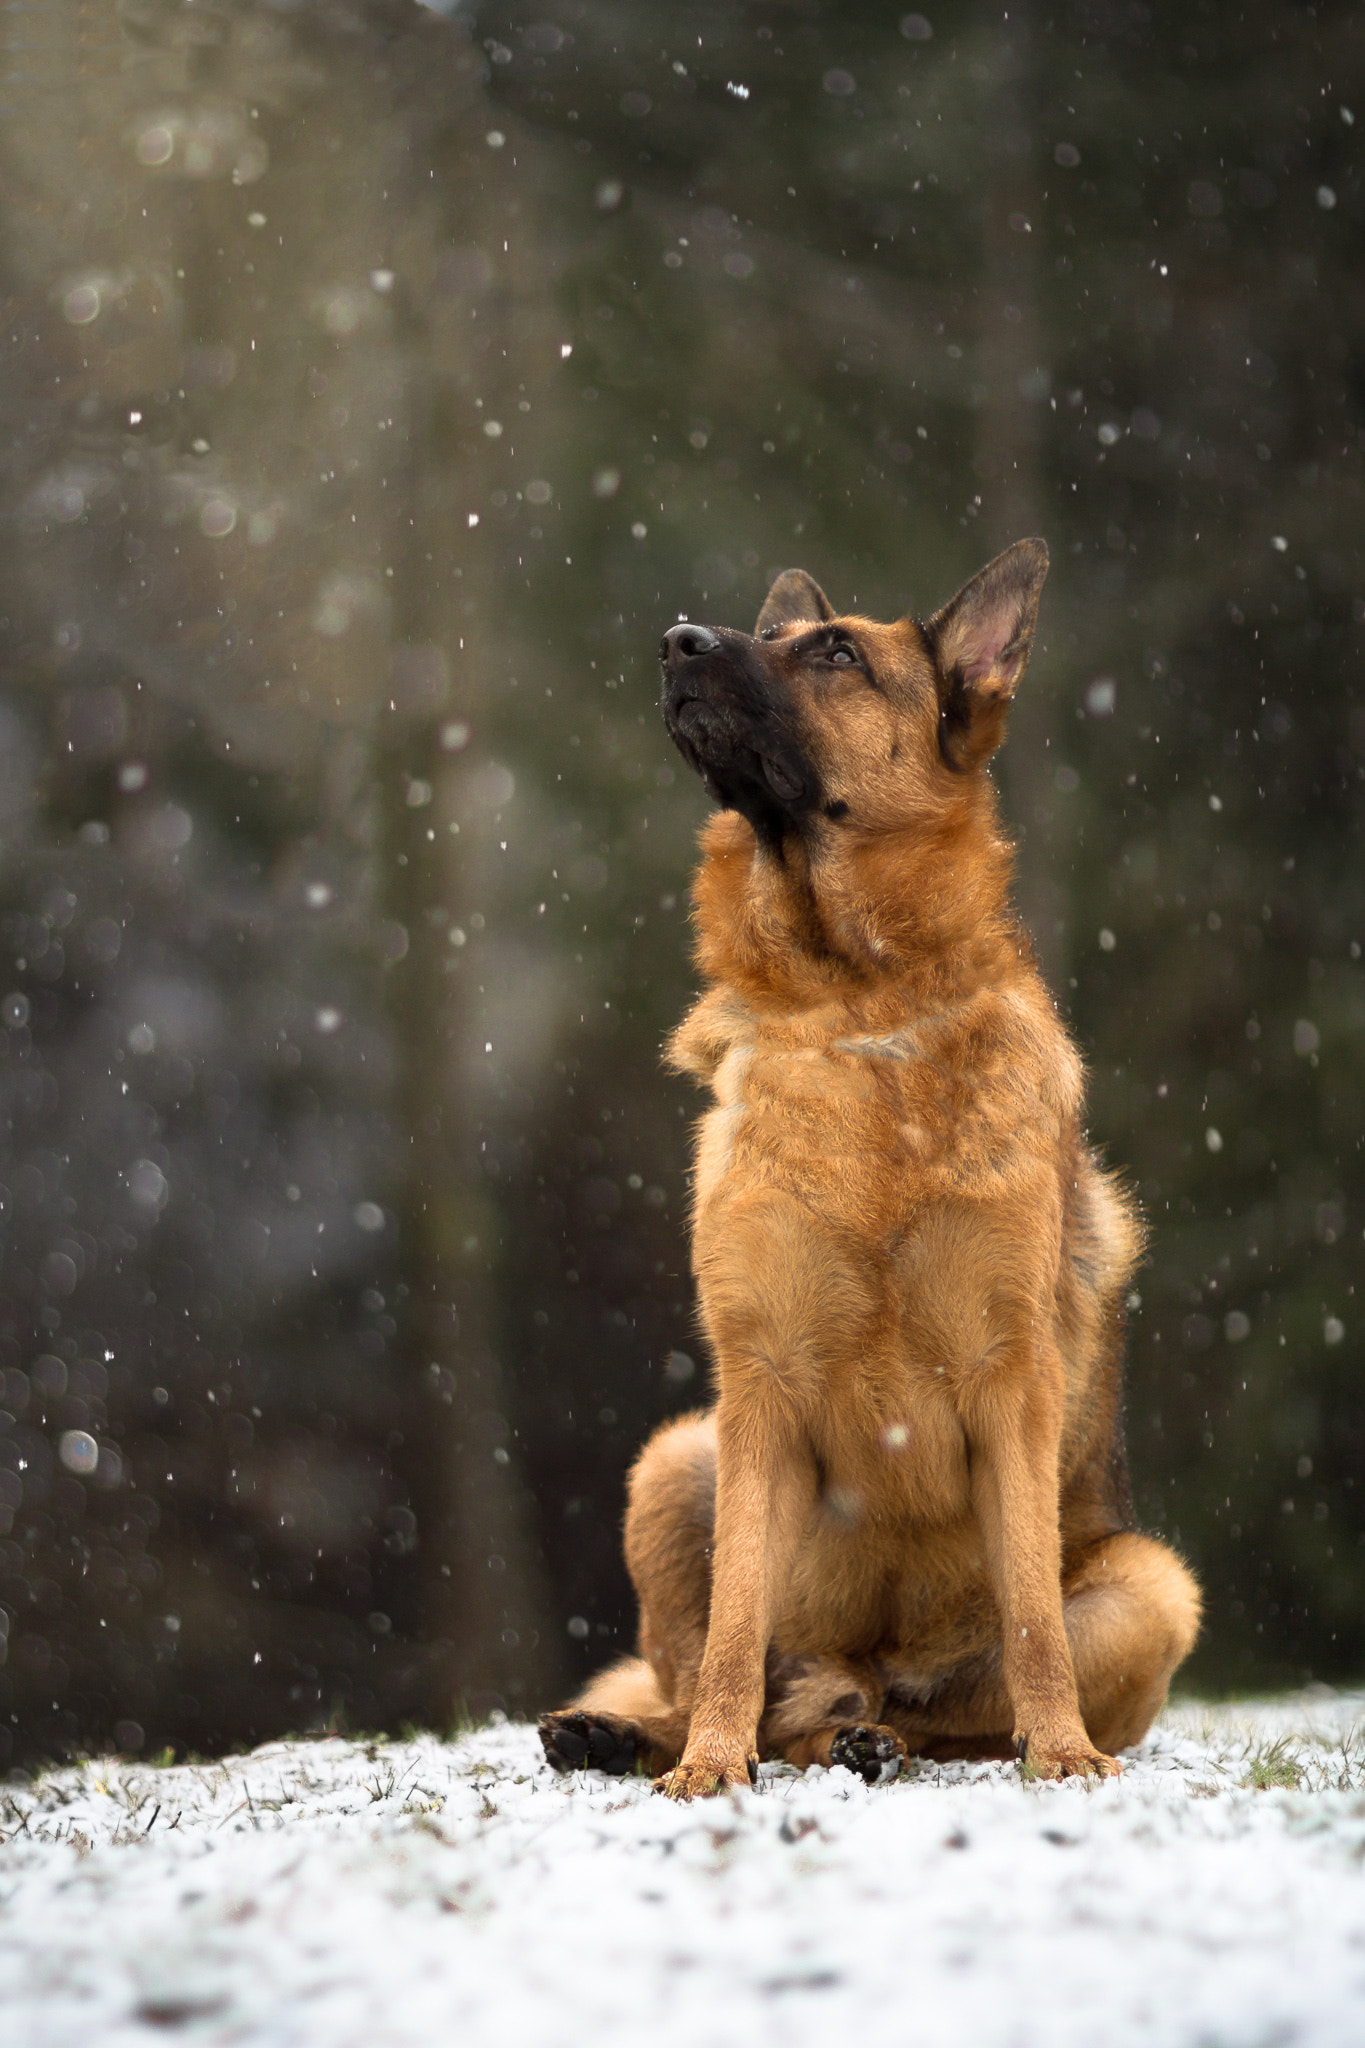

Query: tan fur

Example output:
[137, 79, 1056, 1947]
[541, 542, 1201, 1797]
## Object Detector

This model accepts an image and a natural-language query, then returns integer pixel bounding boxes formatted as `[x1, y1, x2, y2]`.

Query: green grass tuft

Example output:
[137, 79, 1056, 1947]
[1241, 1737, 1305, 1792]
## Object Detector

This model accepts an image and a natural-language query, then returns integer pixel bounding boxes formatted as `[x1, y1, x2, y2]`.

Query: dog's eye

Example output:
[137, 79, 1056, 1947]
[828, 646, 856, 666]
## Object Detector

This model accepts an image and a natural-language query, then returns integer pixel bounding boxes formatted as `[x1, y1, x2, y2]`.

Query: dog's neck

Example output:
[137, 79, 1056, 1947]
[689, 797, 1024, 1012]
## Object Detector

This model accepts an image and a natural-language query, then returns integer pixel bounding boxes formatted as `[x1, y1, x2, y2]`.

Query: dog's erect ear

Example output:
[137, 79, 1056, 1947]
[925, 537, 1049, 766]
[755, 569, 835, 638]
[927, 537, 1049, 696]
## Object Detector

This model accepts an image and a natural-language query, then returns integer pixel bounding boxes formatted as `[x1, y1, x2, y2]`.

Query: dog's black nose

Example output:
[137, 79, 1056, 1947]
[662, 622, 721, 662]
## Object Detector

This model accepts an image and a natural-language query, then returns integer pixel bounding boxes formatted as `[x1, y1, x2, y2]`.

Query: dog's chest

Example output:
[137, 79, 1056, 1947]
[692, 1026, 1053, 1220]
[819, 1379, 975, 1529]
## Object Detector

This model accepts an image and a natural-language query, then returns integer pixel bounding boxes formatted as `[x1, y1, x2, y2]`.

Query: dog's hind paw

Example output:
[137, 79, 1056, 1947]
[539, 1709, 639, 1777]
[829, 1724, 907, 1785]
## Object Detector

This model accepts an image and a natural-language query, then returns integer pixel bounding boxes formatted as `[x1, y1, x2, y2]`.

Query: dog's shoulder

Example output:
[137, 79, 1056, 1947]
[664, 987, 755, 1081]
[989, 977, 1086, 1121]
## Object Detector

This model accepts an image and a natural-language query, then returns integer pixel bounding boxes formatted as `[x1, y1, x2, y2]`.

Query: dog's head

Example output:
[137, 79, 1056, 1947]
[659, 539, 1049, 850]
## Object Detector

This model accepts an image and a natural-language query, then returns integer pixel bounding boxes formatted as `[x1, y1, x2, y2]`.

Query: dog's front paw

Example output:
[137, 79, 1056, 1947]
[654, 1752, 758, 1801]
[539, 1709, 639, 1777]
[829, 1723, 907, 1785]
[1016, 1733, 1122, 1782]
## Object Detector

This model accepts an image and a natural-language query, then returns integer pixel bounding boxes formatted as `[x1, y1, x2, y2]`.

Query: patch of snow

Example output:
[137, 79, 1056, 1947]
[2, 1696, 1364, 2046]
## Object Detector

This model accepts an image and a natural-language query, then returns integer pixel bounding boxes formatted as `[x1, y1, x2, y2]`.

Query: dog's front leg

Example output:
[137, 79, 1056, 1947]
[657, 1396, 814, 1801]
[967, 1362, 1122, 1781]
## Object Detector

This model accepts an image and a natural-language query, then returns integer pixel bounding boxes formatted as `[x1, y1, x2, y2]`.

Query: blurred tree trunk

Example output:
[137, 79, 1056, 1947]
[380, 706, 563, 1717]
[372, 66, 563, 1720]
[973, 5, 1069, 994]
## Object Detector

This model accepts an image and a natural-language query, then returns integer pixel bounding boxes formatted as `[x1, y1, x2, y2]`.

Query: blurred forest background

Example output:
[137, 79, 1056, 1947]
[0, 0, 1361, 1768]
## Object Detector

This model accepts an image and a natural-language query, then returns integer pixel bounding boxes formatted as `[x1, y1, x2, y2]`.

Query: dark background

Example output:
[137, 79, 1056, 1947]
[0, 0, 1361, 1768]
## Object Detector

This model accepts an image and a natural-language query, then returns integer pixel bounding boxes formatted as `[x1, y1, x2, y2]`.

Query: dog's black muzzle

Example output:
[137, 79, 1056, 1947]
[659, 621, 819, 844]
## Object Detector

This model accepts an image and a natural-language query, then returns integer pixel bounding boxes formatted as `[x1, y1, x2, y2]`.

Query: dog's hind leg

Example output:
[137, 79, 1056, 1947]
[1058, 1530, 1202, 1752]
[540, 1658, 689, 1777]
[624, 1409, 717, 1710]
[880, 1530, 1202, 1767]
[540, 1410, 718, 1778]
[760, 1653, 906, 1785]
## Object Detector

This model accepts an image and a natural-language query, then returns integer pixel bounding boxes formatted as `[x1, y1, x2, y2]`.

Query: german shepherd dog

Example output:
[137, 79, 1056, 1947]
[540, 540, 1201, 1797]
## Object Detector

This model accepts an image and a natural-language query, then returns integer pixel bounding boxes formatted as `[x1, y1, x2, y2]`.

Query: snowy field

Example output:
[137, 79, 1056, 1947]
[3, 1696, 1365, 2048]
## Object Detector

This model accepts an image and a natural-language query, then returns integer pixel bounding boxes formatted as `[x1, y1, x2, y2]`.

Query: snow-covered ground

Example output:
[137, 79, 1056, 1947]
[3, 1696, 1364, 2047]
